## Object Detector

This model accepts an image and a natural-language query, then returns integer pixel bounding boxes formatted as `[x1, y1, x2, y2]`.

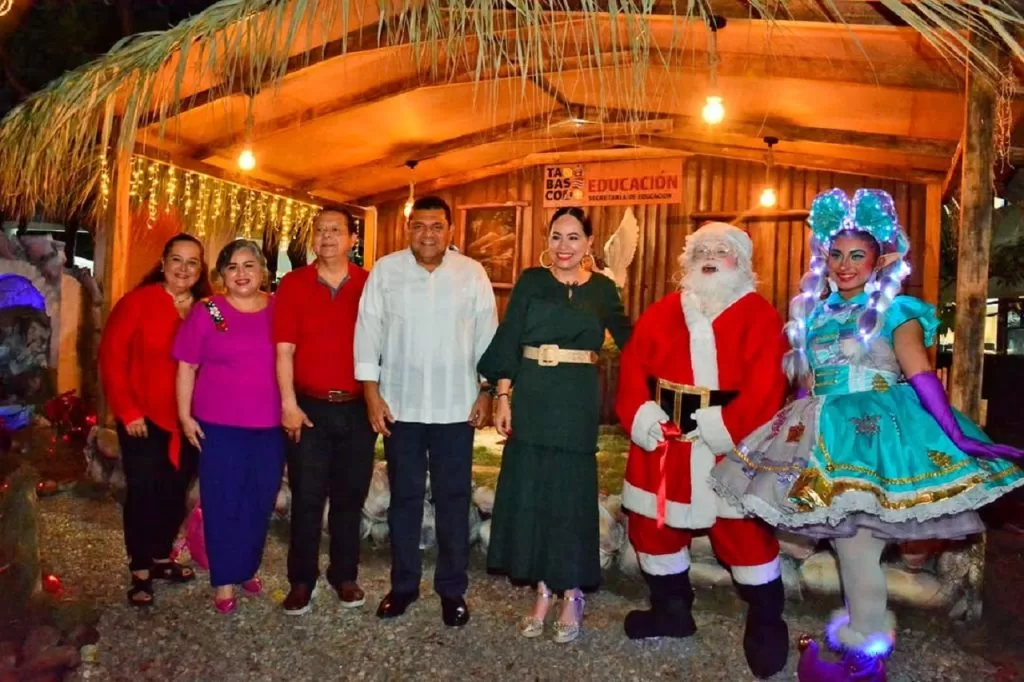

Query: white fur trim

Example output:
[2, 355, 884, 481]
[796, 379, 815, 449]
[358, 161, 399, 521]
[638, 548, 691, 576]
[694, 405, 734, 454]
[631, 401, 670, 452]
[688, 440, 719, 527]
[681, 293, 720, 388]
[730, 557, 782, 586]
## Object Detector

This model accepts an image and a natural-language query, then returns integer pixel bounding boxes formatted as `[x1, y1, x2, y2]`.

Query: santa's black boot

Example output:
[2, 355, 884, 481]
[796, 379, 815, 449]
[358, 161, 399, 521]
[624, 570, 697, 639]
[735, 577, 790, 679]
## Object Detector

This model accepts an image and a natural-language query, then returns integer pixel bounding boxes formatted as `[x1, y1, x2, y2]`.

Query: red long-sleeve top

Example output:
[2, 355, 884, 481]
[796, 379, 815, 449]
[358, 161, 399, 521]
[99, 283, 183, 466]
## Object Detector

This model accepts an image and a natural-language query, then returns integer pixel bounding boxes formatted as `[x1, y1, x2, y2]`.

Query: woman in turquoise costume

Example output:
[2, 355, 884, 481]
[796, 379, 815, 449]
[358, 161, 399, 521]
[711, 188, 1024, 681]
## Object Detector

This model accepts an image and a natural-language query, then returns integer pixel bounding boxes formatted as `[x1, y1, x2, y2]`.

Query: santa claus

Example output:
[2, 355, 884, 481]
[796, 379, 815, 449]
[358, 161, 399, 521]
[616, 222, 790, 679]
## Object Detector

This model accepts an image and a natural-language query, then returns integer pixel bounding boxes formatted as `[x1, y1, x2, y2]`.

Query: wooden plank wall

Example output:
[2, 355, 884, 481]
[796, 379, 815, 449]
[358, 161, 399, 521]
[373, 156, 930, 321]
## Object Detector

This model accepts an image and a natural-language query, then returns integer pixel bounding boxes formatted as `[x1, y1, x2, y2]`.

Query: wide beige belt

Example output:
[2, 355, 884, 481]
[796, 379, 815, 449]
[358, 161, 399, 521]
[522, 344, 599, 367]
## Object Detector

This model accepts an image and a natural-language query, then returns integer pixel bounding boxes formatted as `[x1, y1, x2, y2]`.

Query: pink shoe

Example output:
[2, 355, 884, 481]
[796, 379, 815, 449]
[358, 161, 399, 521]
[214, 595, 237, 614]
[241, 577, 263, 596]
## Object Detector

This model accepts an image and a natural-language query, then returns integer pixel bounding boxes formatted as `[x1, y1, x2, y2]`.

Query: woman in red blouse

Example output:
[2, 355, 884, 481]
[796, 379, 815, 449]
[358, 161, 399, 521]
[99, 233, 212, 607]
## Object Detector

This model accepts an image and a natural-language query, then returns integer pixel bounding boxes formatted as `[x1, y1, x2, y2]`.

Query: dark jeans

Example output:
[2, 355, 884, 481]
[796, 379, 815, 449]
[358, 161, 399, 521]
[287, 397, 377, 586]
[384, 421, 474, 598]
[118, 419, 199, 572]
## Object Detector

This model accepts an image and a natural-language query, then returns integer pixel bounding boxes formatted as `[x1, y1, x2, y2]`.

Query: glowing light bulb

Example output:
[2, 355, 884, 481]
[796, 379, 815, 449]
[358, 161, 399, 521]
[701, 96, 725, 125]
[237, 148, 256, 171]
[759, 187, 777, 208]
[403, 198, 414, 219]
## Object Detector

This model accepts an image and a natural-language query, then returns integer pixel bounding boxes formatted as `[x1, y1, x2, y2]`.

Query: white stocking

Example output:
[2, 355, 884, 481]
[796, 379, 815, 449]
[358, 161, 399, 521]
[833, 528, 890, 646]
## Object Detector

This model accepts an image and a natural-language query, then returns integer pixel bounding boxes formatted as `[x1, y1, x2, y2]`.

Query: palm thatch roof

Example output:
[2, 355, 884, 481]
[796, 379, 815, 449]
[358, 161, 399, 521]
[0, 0, 1022, 223]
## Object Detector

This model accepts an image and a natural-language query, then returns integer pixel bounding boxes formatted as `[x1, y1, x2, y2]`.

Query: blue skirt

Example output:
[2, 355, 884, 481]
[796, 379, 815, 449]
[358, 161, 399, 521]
[711, 385, 1024, 540]
[198, 421, 286, 586]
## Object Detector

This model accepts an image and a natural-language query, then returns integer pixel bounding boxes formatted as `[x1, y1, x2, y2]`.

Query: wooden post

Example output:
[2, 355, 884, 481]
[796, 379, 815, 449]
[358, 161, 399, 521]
[949, 36, 1000, 421]
[923, 182, 943, 366]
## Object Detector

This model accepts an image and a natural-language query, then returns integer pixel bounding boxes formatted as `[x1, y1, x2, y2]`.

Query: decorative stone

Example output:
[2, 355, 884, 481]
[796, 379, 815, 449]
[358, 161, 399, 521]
[599, 494, 624, 523]
[689, 562, 733, 588]
[419, 502, 436, 550]
[0, 641, 17, 671]
[798, 550, 841, 595]
[478, 519, 492, 553]
[22, 626, 60, 661]
[18, 644, 81, 676]
[0, 466, 43, 614]
[780, 555, 803, 601]
[471, 486, 495, 516]
[690, 535, 714, 561]
[617, 537, 640, 577]
[777, 531, 819, 561]
[95, 428, 120, 459]
[362, 462, 390, 522]
[369, 521, 389, 546]
[64, 624, 100, 649]
[884, 566, 944, 608]
[598, 504, 624, 569]
[468, 503, 482, 545]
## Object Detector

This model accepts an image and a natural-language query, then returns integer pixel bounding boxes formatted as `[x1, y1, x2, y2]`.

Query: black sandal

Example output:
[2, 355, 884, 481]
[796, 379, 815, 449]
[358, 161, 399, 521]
[127, 574, 154, 607]
[151, 561, 196, 583]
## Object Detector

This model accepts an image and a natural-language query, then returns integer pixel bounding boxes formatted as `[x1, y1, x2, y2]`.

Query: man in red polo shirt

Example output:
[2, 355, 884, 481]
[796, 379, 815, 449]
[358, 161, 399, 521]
[273, 209, 375, 616]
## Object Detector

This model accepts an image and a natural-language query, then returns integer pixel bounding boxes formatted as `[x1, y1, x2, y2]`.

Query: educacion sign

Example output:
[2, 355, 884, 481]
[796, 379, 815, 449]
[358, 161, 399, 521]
[542, 159, 683, 207]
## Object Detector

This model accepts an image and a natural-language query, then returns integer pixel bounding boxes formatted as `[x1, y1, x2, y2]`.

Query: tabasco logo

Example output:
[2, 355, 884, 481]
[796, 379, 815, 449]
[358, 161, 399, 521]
[542, 159, 682, 207]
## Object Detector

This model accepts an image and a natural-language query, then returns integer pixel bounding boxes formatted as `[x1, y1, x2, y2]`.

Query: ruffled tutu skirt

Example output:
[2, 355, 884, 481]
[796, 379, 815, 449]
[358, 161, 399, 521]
[711, 384, 1024, 540]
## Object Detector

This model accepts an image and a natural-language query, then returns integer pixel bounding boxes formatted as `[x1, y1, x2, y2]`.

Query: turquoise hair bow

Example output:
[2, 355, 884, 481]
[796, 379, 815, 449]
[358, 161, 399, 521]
[807, 188, 905, 252]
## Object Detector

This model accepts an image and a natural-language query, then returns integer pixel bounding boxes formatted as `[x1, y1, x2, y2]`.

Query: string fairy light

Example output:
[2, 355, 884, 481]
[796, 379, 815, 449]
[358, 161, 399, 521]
[126, 154, 320, 242]
[98, 150, 111, 211]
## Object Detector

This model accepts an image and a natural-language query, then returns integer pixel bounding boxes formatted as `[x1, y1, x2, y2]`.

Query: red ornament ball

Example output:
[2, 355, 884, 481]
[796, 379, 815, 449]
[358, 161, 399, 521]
[42, 574, 63, 595]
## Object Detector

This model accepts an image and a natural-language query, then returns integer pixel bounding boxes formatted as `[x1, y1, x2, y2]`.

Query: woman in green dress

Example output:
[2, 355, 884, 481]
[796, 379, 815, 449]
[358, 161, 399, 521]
[478, 207, 631, 644]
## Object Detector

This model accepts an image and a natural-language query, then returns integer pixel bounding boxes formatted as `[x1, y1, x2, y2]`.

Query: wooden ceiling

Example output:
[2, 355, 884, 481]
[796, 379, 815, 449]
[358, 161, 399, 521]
[136, 0, 1024, 206]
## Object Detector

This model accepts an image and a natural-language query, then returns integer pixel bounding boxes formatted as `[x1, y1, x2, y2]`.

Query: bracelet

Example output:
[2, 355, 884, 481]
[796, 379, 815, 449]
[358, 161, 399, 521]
[496, 393, 510, 399]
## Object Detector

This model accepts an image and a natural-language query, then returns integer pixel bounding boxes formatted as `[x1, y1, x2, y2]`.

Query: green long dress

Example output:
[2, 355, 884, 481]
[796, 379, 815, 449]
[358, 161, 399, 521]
[478, 266, 632, 592]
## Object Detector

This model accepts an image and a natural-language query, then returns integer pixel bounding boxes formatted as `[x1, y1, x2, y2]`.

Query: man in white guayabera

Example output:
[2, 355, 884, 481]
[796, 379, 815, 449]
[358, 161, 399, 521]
[355, 195, 497, 628]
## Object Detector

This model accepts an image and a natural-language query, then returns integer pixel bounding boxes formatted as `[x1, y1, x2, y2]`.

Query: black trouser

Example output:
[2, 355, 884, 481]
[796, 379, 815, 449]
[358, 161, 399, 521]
[118, 419, 199, 572]
[286, 396, 377, 587]
[384, 421, 473, 598]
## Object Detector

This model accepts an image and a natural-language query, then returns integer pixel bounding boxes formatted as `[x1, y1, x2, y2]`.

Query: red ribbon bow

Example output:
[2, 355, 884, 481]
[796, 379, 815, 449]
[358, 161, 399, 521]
[655, 421, 682, 528]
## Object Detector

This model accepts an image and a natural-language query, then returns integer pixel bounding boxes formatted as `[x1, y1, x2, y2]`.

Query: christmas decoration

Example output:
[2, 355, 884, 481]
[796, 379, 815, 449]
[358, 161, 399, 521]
[127, 155, 321, 245]
[41, 391, 97, 444]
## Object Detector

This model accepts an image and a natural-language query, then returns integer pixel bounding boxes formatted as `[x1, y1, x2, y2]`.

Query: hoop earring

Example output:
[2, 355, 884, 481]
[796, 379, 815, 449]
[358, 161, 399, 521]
[581, 253, 595, 271]
[539, 251, 554, 269]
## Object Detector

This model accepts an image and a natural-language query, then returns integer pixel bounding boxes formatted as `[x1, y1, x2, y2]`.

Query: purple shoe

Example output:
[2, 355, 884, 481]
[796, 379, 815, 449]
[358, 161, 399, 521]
[797, 637, 888, 682]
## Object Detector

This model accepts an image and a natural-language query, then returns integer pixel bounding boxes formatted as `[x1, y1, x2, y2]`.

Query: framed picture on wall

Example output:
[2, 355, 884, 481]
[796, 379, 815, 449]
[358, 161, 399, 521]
[458, 203, 523, 289]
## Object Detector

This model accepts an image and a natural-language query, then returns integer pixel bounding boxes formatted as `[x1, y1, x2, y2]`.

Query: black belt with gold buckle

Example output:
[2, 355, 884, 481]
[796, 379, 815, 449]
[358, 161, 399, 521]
[647, 377, 737, 436]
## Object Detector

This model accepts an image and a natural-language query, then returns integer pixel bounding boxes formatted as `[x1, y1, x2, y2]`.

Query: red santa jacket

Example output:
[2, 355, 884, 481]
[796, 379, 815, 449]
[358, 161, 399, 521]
[616, 289, 788, 529]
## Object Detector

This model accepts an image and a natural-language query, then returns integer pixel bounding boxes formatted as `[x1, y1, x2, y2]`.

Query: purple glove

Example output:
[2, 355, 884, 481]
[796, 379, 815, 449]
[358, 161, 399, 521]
[795, 387, 810, 400]
[909, 373, 1023, 462]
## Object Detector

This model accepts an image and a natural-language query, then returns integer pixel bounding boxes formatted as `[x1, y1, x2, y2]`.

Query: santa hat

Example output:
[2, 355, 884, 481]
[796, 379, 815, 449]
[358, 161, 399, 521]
[683, 221, 753, 264]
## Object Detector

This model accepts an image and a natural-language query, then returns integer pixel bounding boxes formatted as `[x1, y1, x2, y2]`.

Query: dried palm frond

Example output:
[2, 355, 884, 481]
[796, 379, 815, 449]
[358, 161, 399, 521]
[0, 0, 1020, 228]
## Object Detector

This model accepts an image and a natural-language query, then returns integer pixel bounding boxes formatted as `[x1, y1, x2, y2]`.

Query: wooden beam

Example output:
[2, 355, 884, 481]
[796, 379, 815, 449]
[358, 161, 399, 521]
[949, 33, 1001, 421]
[941, 137, 963, 203]
[140, 22, 402, 128]
[352, 138, 651, 204]
[302, 112, 572, 192]
[590, 109, 955, 157]
[638, 135, 944, 183]
[193, 72, 433, 158]
[554, 0, 910, 25]
[690, 209, 810, 222]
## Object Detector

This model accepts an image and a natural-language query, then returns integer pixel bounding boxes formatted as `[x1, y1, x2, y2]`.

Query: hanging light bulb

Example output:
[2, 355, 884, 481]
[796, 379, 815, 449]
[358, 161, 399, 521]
[702, 96, 725, 125]
[402, 160, 419, 219]
[759, 136, 779, 208]
[237, 147, 256, 172]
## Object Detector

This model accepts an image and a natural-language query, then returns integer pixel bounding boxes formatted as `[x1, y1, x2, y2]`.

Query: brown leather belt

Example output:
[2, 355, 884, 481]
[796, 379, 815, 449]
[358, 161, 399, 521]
[302, 390, 362, 404]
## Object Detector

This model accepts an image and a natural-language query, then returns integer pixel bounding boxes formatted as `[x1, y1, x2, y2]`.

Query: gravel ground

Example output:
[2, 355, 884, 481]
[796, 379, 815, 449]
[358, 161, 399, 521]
[34, 493, 1012, 682]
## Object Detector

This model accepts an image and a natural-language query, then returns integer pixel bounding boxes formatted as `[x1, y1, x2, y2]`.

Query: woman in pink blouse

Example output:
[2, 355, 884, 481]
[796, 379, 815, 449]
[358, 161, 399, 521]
[173, 239, 284, 614]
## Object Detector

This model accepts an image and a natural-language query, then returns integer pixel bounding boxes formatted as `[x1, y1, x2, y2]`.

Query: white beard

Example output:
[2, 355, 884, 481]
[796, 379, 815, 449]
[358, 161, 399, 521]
[682, 267, 752, 318]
